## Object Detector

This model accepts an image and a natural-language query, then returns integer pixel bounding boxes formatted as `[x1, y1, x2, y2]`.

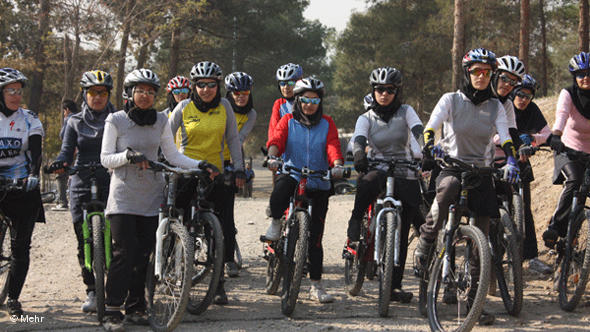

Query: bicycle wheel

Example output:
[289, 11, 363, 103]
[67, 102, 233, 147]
[186, 212, 224, 315]
[378, 211, 395, 317]
[281, 211, 309, 316]
[427, 224, 491, 332]
[511, 193, 525, 253]
[494, 209, 523, 316]
[0, 221, 11, 305]
[344, 216, 368, 296]
[265, 239, 282, 295]
[147, 221, 193, 332]
[235, 241, 243, 270]
[41, 191, 56, 204]
[91, 215, 106, 322]
[558, 208, 590, 311]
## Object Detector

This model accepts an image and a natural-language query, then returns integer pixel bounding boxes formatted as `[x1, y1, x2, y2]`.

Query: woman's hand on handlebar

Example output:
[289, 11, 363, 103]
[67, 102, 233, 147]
[198, 161, 220, 180]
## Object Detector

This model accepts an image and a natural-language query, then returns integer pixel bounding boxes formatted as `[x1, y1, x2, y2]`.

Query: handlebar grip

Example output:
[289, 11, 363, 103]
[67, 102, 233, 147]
[344, 168, 352, 179]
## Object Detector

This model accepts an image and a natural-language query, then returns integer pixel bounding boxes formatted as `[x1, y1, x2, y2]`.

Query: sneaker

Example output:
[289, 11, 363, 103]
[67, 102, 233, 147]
[543, 228, 559, 249]
[442, 285, 457, 304]
[214, 283, 228, 305]
[309, 280, 334, 303]
[6, 298, 23, 316]
[102, 312, 125, 332]
[124, 310, 149, 326]
[413, 238, 434, 274]
[51, 203, 68, 211]
[226, 262, 239, 278]
[264, 218, 282, 241]
[478, 309, 495, 326]
[390, 288, 413, 303]
[528, 258, 553, 275]
[81, 291, 97, 313]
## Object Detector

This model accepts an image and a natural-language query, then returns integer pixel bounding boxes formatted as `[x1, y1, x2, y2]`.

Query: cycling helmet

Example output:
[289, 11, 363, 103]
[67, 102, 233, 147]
[293, 76, 325, 98]
[568, 51, 590, 73]
[519, 74, 538, 95]
[0, 68, 27, 88]
[190, 61, 223, 81]
[225, 72, 253, 91]
[80, 70, 113, 89]
[166, 75, 191, 93]
[122, 68, 160, 100]
[369, 67, 402, 87]
[363, 94, 373, 110]
[496, 55, 525, 80]
[276, 63, 303, 81]
[462, 48, 497, 70]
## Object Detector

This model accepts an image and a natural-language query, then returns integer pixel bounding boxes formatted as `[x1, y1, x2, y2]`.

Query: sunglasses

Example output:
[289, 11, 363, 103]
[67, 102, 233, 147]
[300, 96, 321, 105]
[3, 87, 23, 96]
[195, 81, 218, 89]
[374, 86, 397, 95]
[575, 70, 590, 79]
[278, 80, 296, 87]
[469, 68, 492, 78]
[499, 74, 519, 87]
[515, 90, 533, 100]
[232, 90, 251, 96]
[134, 88, 156, 96]
[86, 89, 109, 97]
[172, 88, 190, 95]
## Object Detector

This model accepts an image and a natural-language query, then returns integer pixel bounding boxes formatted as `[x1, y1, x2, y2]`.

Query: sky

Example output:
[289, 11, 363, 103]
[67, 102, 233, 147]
[303, 0, 367, 33]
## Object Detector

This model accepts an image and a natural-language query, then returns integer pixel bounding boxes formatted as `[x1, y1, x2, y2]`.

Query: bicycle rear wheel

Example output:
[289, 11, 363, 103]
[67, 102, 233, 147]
[494, 209, 523, 316]
[344, 216, 368, 296]
[558, 209, 590, 311]
[91, 215, 106, 322]
[0, 221, 11, 305]
[186, 212, 224, 315]
[281, 211, 309, 316]
[427, 224, 491, 332]
[378, 211, 396, 317]
[147, 222, 193, 331]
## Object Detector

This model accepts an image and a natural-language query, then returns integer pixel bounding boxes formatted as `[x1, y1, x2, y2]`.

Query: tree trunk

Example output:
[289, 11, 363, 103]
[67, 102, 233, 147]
[63, 34, 72, 102]
[168, 27, 181, 78]
[579, 0, 589, 52]
[115, 0, 135, 109]
[70, 2, 81, 103]
[451, 0, 465, 91]
[519, 0, 530, 69]
[540, 0, 549, 96]
[136, 41, 150, 69]
[28, 0, 51, 114]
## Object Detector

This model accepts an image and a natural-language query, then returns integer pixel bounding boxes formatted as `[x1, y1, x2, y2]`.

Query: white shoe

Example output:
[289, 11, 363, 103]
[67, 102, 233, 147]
[81, 291, 97, 313]
[265, 218, 282, 241]
[309, 281, 334, 303]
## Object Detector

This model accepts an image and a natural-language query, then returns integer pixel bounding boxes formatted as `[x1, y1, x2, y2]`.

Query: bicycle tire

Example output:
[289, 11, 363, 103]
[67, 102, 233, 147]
[558, 209, 590, 311]
[344, 216, 368, 296]
[265, 240, 282, 295]
[147, 221, 193, 332]
[281, 211, 309, 316]
[378, 211, 395, 317]
[91, 214, 106, 322]
[427, 224, 491, 332]
[235, 242, 243, 270]
[512, 194, 525, 255]
[41, 191, 56, 204]
[0, 222, 11, 305]
[186, 212, 224, 315]
[494, 209, 523, 316]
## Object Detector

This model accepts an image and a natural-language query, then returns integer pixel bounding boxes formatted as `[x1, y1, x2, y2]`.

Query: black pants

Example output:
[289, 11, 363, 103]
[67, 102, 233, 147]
[550, 160, 585, 237]
[73, 221, 96, 293]
[270, 175, 330, 281]
[105, 214, 157, 313]
[349, 170, 422, 289]
[3, 190, 40, 300]
[521, 180, 539, 260]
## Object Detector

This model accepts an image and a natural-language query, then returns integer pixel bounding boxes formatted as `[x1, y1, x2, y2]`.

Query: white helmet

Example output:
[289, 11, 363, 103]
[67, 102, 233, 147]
[122, 68, 160, 100]
[293, 76, 325, 98]
[497, 55, 525, 80]
[190, 61, 223, 81]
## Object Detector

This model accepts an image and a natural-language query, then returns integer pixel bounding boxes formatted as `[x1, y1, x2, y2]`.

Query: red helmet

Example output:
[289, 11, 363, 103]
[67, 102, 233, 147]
[166, 76, 191, 93]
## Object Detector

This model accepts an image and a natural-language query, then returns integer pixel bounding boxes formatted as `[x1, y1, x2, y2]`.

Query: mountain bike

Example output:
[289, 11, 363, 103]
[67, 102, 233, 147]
[145, 161, 195, 331]
[415, 156, 492, 332]
[342, 158, 420, 317]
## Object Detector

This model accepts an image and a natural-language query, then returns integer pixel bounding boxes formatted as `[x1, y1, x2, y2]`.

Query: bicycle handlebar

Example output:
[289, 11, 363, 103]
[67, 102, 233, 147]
[268, 158, 351, 180]
[148, 160, 207, 177]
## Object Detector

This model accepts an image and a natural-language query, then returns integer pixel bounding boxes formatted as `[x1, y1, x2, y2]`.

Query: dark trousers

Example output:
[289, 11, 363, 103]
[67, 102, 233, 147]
[105, 214, 157, 313]
[3, 190, 39, 300]
[550, 160, 585, 237]
[73, 221, 96, 293]
[270, 175, 330, 281]
[56, 173, 69, 206]
[521, 180, 539, 260]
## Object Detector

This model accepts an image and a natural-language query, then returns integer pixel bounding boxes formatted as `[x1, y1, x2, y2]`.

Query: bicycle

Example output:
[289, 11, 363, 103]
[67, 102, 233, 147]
[415, 156, 492, 332]
[342, 158, 420, 317]
[145, 161, 195, 331]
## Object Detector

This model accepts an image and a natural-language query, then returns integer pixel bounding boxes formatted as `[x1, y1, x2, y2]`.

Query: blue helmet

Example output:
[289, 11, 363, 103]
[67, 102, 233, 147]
[568, 52, 590, 73]
[462, 48, 497, 70]
[519, 74, 538, 95]
[363, 94, 373, 110]
[276, 63, 303, 81]
[225, 72, 253, 91]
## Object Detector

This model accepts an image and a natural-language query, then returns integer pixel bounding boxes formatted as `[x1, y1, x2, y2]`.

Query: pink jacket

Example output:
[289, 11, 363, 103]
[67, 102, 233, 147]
[553, 89, 590, 154]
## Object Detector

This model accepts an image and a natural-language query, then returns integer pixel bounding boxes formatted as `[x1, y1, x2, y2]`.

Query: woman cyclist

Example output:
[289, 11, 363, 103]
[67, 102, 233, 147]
[543, 52, 590, 250]
[162, 75, 190, 116]
[267, 63, 303, 140]
[222, 71, 257, 277]
[265, 77, 344, 303]
[0, 68, 44, 316]
[414, 48, 519, 325]
[169, 61, 244, 305]
[48, 70, 115, 313]
[100, 69, 206, 331]
[492, 55, 525, 143]
[346, 67, 424, 303]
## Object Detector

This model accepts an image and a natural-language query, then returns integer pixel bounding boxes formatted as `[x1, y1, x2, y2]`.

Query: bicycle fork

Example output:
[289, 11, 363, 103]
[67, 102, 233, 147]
[374, 177, 403, 267]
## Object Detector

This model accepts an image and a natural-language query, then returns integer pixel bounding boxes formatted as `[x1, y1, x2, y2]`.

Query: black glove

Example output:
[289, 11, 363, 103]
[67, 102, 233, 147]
[421, 158, 436, 171]
[423, 138, 435, 158]
[234, 170, 246, 180]
[46, 160, 67, 173]
[353, 151, 368, 173]
[548, 134, 565, 153]
[198, 161, 220, 174]
[126, 149, 148, 164]
[519, 145, 533, 158]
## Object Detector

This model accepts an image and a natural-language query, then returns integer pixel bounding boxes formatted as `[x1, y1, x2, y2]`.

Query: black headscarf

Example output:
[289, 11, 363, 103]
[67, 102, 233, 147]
[292, 96, 323, 127]
[226, 91, 253, 115]
[513, 99, 547, 134]
[565, 77, 590, 120]
[0, 90, 15, 117]
[123, 87, 157, 126]
[80, 101, 115, 136]
[460, 67, 494, 105]
[191, 87, 221, 113]
[166, 93, 179, 113]
[370, 89, 402, 123]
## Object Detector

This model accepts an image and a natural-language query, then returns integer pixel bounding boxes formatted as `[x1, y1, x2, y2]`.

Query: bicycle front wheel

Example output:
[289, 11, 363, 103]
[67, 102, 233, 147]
[0, 221, 11, 305]
[344, 216, 368, 296]
[427, 224, 491, 332]
[147, 222, 193, 332]
[511, 193, 525, 255]
[91, 214, 106, 322]
[378, 211, 396, 317]
[494, 209, 523, 316]
[281, 211, 309, 316]
[558, 209, 590, 311]
[265, 239, 282, 295]
[186, 212, 224, 315]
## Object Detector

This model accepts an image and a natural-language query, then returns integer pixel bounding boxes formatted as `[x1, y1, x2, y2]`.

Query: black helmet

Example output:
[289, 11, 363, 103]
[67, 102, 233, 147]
[80, 70, 113, 89]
